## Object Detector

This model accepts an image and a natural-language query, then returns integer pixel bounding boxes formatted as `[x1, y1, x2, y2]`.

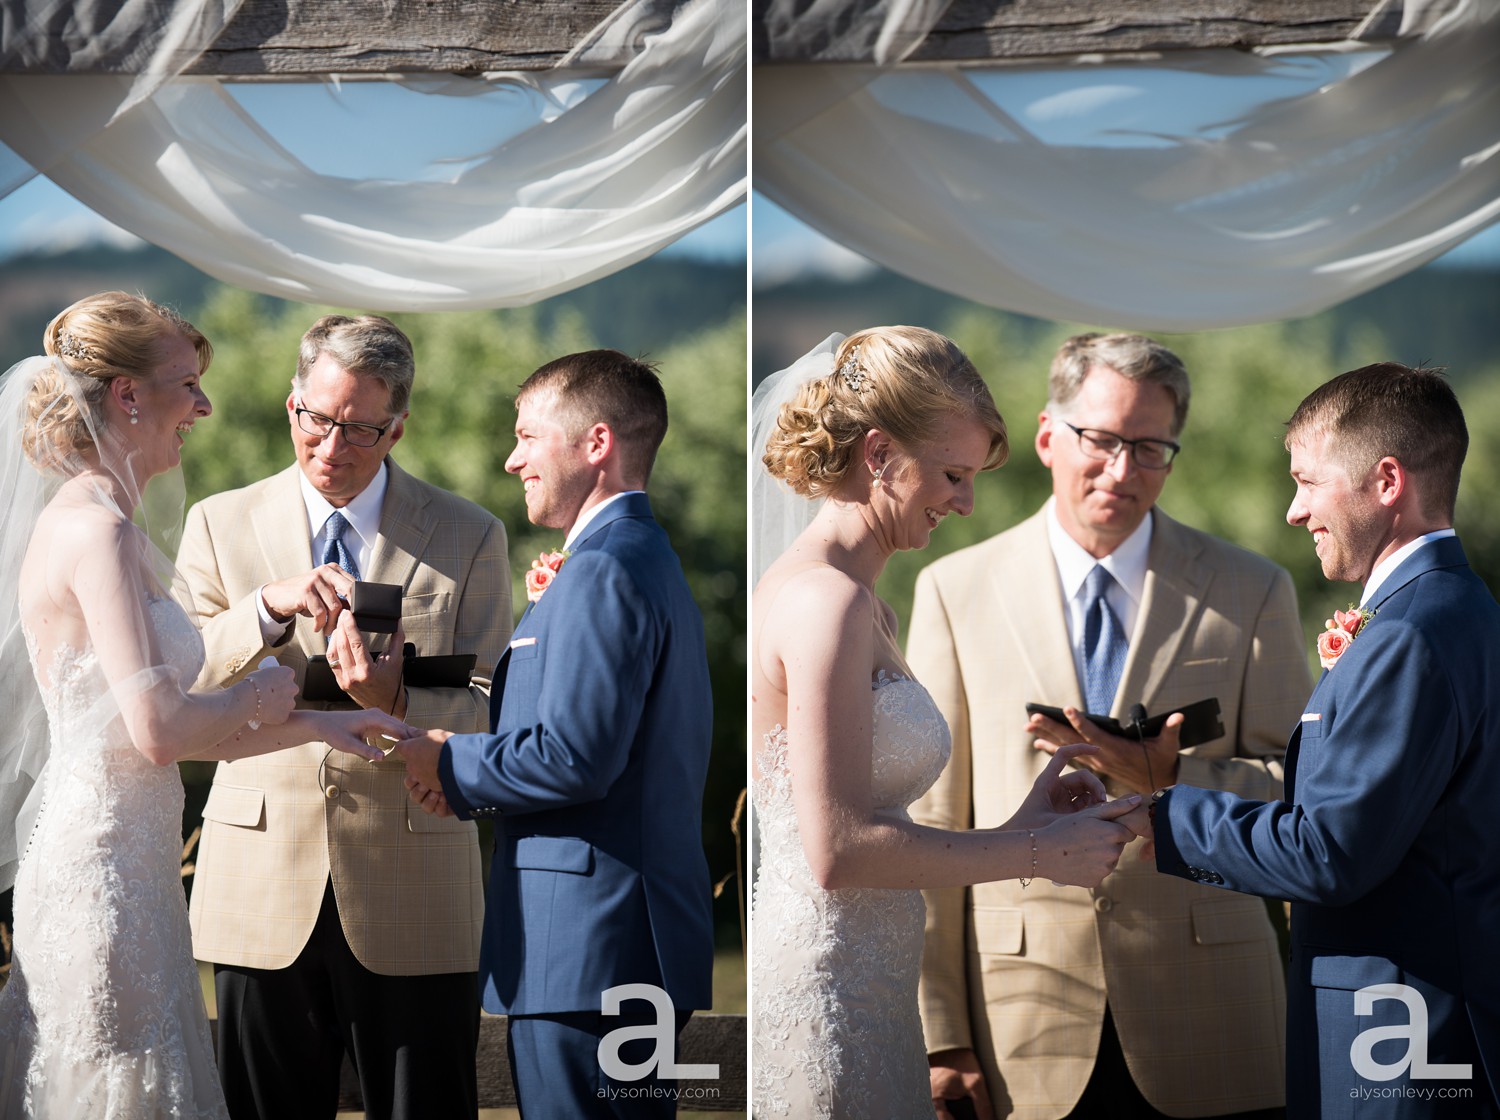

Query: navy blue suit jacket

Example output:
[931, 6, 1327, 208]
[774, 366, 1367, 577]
[437, 493, 714, 1015]
[1156, 537, 1500, 1113]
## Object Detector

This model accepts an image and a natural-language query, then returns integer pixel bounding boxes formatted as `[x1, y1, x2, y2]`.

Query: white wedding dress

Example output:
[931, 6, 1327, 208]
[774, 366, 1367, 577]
[751, 673, 952, 1118]
[0, 596, 228, 1119]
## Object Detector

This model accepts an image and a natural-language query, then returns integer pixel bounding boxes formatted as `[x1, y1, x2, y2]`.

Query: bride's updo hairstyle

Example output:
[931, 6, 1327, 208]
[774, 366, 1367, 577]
[763, 326, 1008, 499]
[24, 291, 211, 472]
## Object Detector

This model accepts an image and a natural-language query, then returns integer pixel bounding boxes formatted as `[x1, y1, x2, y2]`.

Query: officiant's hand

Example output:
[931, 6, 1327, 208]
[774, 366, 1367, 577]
[328, 614, 407, 718]
[929, 1048, 993, 1120]
[394, 730, 454, 817]
[259, 563, 354, 636]
[1031, 708, 1185, 795]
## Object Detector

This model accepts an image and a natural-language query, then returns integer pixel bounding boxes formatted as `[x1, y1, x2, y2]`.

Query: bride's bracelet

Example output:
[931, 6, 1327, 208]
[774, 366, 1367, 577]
[246, 676, 264, 730]
[1019, 829, 1037, 889]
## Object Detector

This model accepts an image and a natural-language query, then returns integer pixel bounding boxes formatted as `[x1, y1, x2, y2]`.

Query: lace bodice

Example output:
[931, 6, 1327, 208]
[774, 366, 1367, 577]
[25, 599, 205, 841]
[751, 674, 952, 1118]
[0, 596, 229, 1118]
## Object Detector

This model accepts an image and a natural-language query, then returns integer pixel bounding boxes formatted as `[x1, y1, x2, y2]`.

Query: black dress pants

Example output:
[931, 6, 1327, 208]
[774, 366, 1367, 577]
[213, 881, 479, 1120]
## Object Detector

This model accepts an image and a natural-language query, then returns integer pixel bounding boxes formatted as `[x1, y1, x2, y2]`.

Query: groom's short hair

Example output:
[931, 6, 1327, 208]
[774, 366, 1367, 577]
[1285, 362, 1467, 521]
[517, 350, 669, 485]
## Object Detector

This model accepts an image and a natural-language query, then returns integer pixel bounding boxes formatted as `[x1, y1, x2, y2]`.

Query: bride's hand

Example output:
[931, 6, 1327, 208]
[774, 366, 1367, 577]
[1006, 743, 1107, 829]
[313, 709, 419, 763]
[246, 664, 298, 726]
[1033, 796, 1142, 888]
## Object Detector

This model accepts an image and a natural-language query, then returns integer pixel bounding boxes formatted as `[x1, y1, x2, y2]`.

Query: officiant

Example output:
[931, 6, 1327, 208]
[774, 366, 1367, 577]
[907, 332, 1312, 1120]
[176, 314, 512, 1120]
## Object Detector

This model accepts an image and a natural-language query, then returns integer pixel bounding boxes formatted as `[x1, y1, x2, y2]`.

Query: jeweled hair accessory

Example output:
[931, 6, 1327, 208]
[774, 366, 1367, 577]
[837, 345, 868, 393]
[56, 330, 92, 362]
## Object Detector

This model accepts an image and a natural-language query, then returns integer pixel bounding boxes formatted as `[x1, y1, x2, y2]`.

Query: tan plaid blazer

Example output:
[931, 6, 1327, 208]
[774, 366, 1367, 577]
[179, 460, 511, 975]
[908, 508, 1311, 1119]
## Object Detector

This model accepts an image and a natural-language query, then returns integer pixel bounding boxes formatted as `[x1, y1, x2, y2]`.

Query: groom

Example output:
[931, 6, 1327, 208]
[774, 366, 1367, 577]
[395, 350, 715, 1118]
[1151, 363, 1500, 1114]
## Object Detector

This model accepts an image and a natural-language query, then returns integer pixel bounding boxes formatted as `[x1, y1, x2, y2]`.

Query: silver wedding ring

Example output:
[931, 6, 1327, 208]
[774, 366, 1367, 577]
[328, 655, 340, 667]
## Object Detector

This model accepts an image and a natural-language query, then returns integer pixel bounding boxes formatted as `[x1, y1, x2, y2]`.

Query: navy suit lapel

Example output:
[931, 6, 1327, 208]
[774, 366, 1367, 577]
[568, 492, 654, 553]
[484, 494, 653, 733]
[1287, 537, 1465, 801]
[1364, 535, 1467, 614]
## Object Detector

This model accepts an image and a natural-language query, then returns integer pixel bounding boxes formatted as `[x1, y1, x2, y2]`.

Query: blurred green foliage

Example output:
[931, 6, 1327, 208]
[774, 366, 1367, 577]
[872, 307, 1500, 669]
[180, 286, 747, 945]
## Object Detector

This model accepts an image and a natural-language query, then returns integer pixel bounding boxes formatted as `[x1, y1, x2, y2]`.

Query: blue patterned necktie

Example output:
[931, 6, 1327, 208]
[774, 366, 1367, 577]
[322, 511, 360, 580]
[1082, 564, 1127, 716]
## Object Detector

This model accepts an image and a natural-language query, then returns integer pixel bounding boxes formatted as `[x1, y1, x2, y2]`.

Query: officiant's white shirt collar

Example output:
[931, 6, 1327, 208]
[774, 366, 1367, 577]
[1361, 528, 1456, 607]
[1046, 497, 1152, 645]
[565, 490, 643, 551]
[300, 460, 388, 575]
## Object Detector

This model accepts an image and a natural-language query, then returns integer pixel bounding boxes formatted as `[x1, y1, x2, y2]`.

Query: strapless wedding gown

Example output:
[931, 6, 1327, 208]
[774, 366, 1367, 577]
[0, 598, 228, 1119]
[751, 674, 952, 1118]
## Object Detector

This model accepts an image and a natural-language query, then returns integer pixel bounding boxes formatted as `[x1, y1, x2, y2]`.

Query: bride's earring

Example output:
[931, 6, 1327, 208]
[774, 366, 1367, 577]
[129, 407, 139, 425]
[871, 464, 884, 487]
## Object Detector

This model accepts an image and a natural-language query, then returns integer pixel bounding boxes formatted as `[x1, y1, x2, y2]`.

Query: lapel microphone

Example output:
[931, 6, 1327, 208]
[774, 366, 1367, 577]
[1128, 702, 1157, 792]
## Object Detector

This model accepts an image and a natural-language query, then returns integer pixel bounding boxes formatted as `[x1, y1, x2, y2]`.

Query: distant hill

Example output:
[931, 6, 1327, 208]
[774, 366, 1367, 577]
[0, 244, 745, 371]
[752, 263, 1500, 385]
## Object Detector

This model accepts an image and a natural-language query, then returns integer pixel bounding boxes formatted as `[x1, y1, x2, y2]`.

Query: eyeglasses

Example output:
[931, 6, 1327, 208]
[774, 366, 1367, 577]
[1065, 423, 1180, 470]
[294, 400, 394, 448]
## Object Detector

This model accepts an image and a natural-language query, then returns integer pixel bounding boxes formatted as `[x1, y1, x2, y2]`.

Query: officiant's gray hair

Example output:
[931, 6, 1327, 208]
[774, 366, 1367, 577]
[763, 326, 1007, 501]
[295, 315, 415, 416]
[1048, 332, 1190, 437]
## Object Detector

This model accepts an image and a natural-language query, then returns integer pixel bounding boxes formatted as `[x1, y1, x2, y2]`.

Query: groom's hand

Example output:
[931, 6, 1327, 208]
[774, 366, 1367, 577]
[1031, 709, 1184, 796]
[394, 730, 453, 816]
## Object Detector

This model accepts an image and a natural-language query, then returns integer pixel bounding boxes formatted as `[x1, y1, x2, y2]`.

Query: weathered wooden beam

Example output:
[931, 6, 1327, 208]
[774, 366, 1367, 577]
[753, 0, 1394, 64]
[1, 0, 678, 77]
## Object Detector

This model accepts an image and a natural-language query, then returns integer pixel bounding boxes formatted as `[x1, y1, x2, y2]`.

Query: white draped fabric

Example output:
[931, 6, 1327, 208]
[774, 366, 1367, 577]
[755, 0, 1500, 330]
[0, 0, 745, 309]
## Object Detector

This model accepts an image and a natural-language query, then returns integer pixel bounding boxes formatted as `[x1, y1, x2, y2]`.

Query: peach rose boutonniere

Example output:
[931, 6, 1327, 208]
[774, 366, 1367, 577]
[1317, 605, 1375, 670]
[525, 549, 569, 603]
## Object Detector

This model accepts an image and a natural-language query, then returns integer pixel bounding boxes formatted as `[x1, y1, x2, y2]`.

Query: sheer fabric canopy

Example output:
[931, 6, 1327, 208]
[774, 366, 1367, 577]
[755, 0, 1500, 330]
[0, 0, 745, 310]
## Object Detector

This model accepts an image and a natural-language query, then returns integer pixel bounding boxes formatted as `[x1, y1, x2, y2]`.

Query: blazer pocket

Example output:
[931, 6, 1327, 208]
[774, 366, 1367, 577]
[973, 907, 1024, 955]
[201, 784, 265, 829]
[1309, 953, 1401, 992]
[402, 590, 453, 628]
[1190, 896, 1270, 945]
[507, 639, 541, 663]
[511, 835, 594, 875]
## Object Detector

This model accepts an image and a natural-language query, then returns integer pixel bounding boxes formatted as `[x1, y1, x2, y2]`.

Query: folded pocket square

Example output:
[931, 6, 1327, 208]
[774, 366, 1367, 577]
[510, 636, 537, 649]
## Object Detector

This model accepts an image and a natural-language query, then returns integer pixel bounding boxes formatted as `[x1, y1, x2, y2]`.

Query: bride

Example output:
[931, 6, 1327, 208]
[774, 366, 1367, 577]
[0, 292, 414, 1119]
[750, 328, 1148, 1118]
